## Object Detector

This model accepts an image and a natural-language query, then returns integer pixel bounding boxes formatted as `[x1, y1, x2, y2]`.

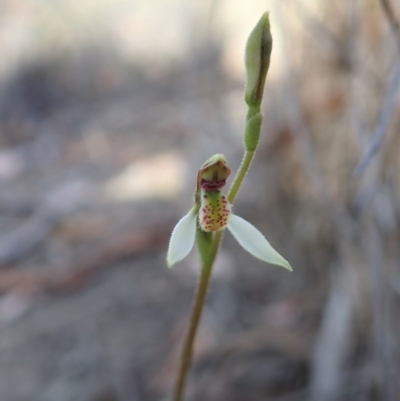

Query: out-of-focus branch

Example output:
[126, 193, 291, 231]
[353, 57, 400, 177]
[292, 0, 381, 87]
[366, 219, 398, 401]
[356, 0, 400, 178]
[380, 0, 400, 50]
[278, 2, 399, 399]
[274, 2, 328, 204]
[310, 259, 356, 401]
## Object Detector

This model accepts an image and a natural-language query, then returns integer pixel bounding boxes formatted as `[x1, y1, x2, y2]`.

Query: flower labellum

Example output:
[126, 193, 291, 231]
[167, 154, 292, 271]
[199, 190, 231, 232]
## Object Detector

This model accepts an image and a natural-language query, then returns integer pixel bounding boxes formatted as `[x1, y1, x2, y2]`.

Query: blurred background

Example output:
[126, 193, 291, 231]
[0, 0, 399, 400]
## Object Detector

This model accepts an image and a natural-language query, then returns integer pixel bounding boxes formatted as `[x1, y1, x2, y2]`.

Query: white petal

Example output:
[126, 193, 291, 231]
[167, 208, 197, 268]
[227, 215, 292, 271]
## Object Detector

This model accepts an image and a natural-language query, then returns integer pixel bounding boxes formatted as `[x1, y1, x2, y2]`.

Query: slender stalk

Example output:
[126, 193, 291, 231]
[171, 231, 223, 401]
[227, 150, 255, 204]
[171, 147, 257, 401]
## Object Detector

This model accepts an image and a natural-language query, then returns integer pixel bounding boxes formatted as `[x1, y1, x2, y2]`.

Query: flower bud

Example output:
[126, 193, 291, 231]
[244, 13, 272, 108]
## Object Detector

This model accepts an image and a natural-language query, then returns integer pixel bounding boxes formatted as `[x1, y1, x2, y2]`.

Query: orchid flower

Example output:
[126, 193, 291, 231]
[167, 154, 292, 271]
[169, 14, 292, 401]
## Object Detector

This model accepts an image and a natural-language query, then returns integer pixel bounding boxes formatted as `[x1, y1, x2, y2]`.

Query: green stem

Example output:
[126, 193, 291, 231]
[172, 230, 223, 401]
[171, 151, 256, 401]
[172, 112, 261, 401]
[227, 150, 255, 204]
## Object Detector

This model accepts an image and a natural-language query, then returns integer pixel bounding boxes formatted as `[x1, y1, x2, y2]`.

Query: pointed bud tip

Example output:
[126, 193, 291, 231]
[244, 12, 273, 107]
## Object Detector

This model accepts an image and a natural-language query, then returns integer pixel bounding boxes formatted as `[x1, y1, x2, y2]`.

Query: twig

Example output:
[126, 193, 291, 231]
[274, 2, 326, 202]
[276, 3, 361, 399]
[366, 220, 398, 401]
[353, 57, 400, 177]
[310, 262, 356, 401]
[380, 0, 400, 50]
